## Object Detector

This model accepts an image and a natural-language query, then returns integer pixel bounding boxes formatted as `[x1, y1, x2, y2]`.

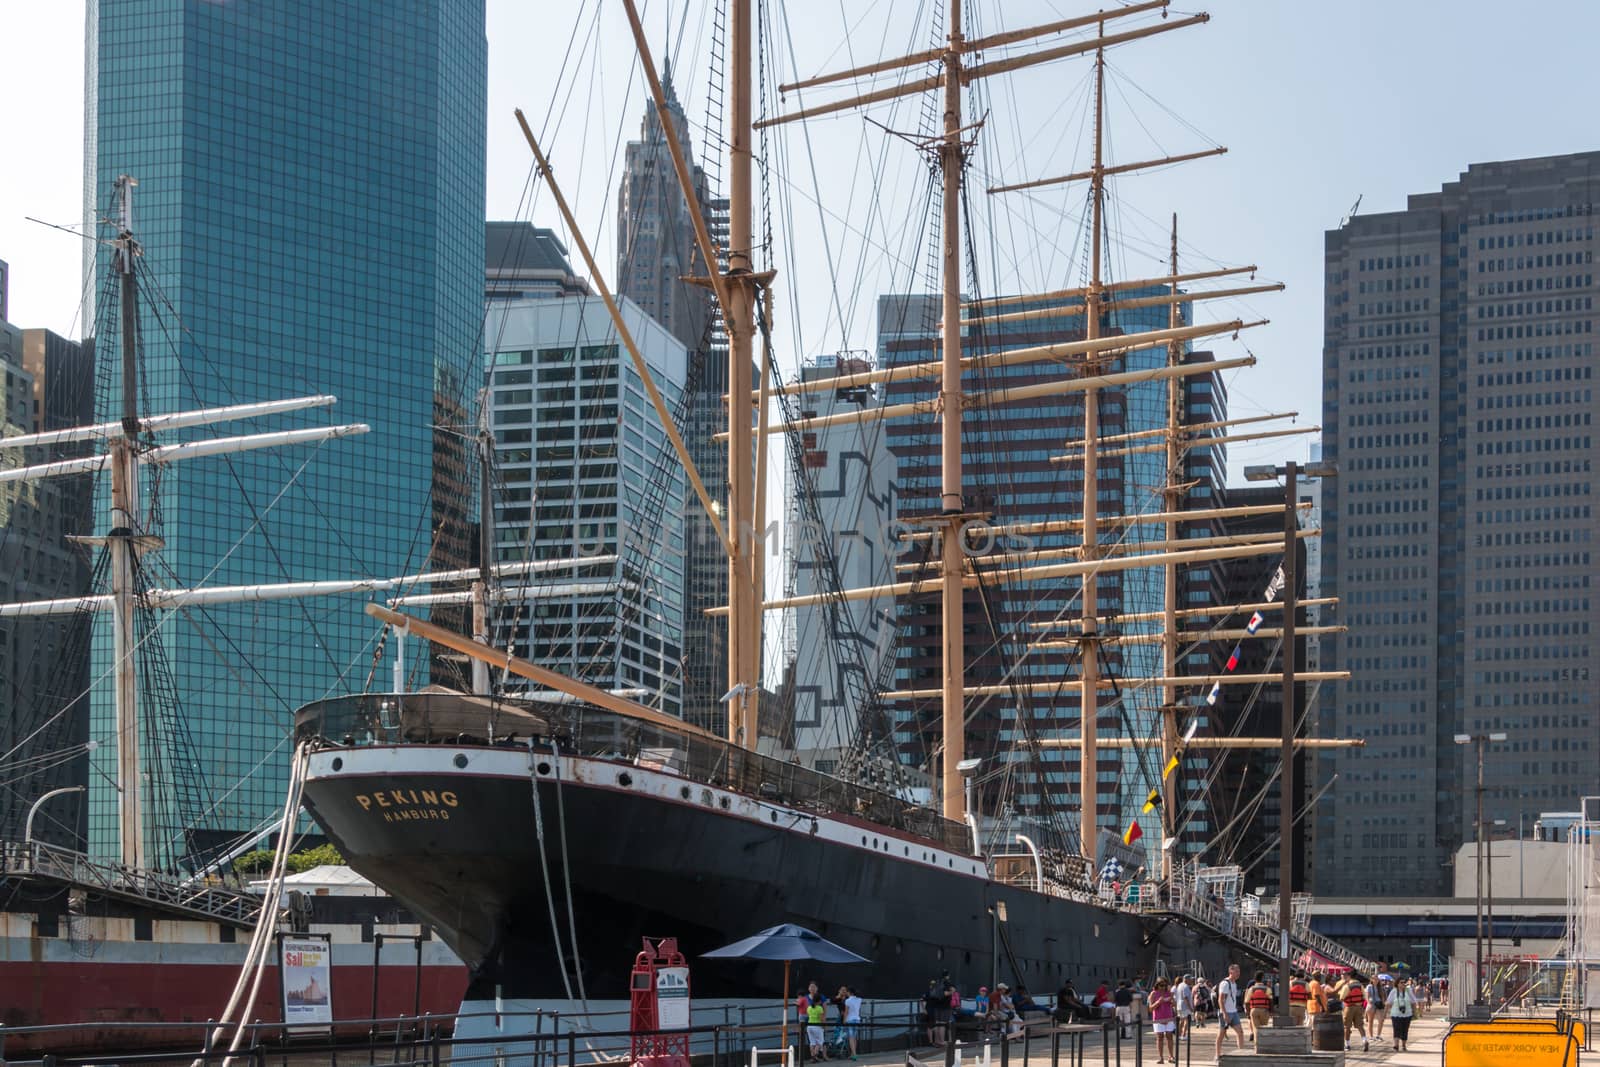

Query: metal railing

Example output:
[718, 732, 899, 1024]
[0, 838, 264, 927]
[296, 694, 972, 854]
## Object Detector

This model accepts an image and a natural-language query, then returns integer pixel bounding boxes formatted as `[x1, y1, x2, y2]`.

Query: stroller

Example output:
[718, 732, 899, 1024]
[826, 1024, 853, 1059]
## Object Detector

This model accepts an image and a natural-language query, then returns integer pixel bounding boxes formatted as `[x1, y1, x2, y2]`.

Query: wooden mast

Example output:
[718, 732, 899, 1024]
[1076, 24, 1107, 864]
[726, 0, 763, 749]
[939, 0, 967, 823]
[1159, 215, 1183, 878]
[111, 174, 145, 870]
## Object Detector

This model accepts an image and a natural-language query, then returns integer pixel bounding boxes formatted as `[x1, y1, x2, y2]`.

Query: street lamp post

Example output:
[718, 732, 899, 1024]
[1453, 730, 1507, 1009]
[1245, 458, 1335, 1029]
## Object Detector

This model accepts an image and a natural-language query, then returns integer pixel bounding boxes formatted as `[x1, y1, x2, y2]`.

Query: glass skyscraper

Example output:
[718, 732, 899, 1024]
[86, 0, 486, 863]
[877, 288, 1224, 867]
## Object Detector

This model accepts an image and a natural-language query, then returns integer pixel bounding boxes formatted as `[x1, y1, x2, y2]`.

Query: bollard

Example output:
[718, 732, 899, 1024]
[1132, 1020, 1141, 1066]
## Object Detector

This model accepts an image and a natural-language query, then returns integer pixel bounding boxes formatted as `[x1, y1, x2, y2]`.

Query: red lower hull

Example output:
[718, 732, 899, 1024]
[1, 958, 468, 1054]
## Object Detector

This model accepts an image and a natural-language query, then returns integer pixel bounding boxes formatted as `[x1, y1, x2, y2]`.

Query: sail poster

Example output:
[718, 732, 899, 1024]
[280, 934, 334, 1029]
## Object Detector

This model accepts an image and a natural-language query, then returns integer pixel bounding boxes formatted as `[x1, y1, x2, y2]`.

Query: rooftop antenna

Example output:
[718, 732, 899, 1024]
[1340, 194, 1363, 228]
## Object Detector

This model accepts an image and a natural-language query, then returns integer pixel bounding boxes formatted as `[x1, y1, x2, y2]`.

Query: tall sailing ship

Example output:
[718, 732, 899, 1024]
[296, 0, 1376, 1021]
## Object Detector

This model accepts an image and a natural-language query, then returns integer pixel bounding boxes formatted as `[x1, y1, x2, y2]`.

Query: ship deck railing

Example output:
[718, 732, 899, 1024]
[0, 838, 265, 927]
[296, 692, 975, 854]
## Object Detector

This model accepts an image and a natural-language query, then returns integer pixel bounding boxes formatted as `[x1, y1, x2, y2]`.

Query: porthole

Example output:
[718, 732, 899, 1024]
[618, 772, 633, 788]
[870, 935, 881, 950]
[680, 786, 692, 800]
[770, 811, 779, 823]
[536, 762, 552, 776]
[702, 789, 714, 805]
[719, 797, 730, 810]
[861, 835, 868, 846]
[936, 947, 944, 961]
[330, 757, 343, 772]
[904, 846, 910, 856]
[453, 754, 469, 769]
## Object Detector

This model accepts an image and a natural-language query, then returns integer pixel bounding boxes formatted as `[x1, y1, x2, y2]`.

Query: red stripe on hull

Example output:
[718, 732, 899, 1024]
[1, 960, 467, 1054]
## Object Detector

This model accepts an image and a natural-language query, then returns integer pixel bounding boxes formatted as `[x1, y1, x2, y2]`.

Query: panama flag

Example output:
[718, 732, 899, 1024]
[1225, 644, 1243, 671]
[1206, 681, 1221, 706]
[1246, 611, 1265, 635]
[1123, 820, 1143, 846]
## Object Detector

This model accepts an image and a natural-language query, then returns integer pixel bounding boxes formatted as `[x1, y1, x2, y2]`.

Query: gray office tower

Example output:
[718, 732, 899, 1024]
[0, 270, 95, 848]
[1319, 152, 1599, 899]
[615, 66, 732, 729]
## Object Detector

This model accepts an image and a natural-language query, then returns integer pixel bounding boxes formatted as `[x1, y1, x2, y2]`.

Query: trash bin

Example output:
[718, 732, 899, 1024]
[1311, 1012, 1343, 1051]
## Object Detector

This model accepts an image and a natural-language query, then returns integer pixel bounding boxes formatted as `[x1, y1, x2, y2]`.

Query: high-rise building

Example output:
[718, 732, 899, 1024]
[486, 222, 590, 304]
[780, 354, 899, 772]
[877, 290, 1226, 863]
[0, 295, 95, 847]
[86, 0, 486, 861]
[614, 68, 735, 731]
[484, 295, 688, 719]
[1319, 151, 1599, 899]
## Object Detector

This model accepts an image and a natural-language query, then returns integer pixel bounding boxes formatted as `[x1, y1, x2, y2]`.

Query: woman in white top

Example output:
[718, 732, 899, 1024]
[1386, 976, 1417, 1052]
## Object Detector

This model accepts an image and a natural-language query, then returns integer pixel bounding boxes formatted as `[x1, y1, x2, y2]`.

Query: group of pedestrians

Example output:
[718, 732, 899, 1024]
[890, 961, 1428, 1061]
[797, 981, 864, 1061]
[1321, 970, 1420, 1052]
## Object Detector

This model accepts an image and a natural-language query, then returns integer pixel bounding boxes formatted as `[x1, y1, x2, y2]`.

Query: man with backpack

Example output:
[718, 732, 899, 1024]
[1212, 964, 1247, 1057]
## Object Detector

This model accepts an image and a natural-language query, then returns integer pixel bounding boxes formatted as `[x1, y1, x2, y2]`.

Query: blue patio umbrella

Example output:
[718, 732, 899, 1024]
[703, 924, 871, 1048]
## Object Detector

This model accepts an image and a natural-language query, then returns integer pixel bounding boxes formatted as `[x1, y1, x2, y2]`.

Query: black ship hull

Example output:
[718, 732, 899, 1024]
[301, 742, 1231, 1002]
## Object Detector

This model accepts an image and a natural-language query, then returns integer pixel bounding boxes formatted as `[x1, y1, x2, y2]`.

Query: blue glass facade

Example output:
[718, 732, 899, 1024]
[879, 288, 1218, 865]
[88, 0, 485, 862]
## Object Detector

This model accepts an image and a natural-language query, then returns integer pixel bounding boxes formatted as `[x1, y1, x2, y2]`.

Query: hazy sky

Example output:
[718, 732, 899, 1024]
[4, 0, 1598, 481]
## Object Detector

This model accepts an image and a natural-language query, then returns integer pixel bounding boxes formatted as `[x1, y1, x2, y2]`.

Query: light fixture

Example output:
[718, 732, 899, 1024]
[957, 757, 982, 777]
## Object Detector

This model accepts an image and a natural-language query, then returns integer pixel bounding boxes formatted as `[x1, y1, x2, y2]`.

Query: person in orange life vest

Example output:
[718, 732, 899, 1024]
[1306, 972, 1324, 1020]
[1286, 973, 1310, 1026]
[1244, 971, 1273, 1040]
[1336, 976, 1369, 1052]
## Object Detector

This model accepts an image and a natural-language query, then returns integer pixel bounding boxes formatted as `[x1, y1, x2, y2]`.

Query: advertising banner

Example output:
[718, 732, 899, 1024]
[280, 934, 334, 1031]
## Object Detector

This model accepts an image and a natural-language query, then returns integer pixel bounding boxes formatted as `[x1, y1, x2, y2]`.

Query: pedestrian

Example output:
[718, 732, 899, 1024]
[975, 986, 990, 1018]
[1054, 978, 1091, 1024]
[1244, 971, 1273, 1041]
[923, 980, 946, 1046]
[1213, 964, 1247, 1057]
[1387, 976, 1417, 1052]
[842, 985, 863, 1059]
[1365, 976, 1385, 1040]
[1192, 977, 1213, 1027]
[1173, 974, 1193, 1038]
[1148, 977, 1177, 1065]
[1287, 972, 1310, 1026]
[805, 989, 830, 1060]
[1306, 972, 1324, 1023]
[1337, 975, 1368, 1052]
[1113, 979, 1135, 1039]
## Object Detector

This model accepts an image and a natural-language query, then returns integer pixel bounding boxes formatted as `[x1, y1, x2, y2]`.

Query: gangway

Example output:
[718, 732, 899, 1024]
[1139, 863, 1379, 975]
[1, 839, 266, 927]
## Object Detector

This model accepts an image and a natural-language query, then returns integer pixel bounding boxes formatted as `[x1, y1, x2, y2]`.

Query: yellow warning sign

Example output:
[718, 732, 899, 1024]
[1444, 1028, 1575, 1067]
